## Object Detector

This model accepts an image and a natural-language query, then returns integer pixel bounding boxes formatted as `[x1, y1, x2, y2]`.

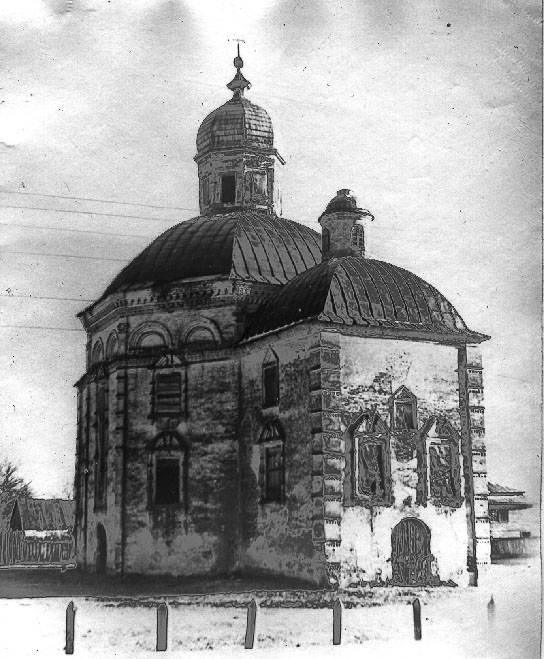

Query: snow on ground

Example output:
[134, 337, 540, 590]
[0, 561, 539, 658]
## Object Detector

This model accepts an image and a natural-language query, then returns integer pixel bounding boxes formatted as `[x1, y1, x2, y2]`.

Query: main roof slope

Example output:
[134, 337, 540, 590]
[103, 212, 321, 295]
[246, 256, 488, 342]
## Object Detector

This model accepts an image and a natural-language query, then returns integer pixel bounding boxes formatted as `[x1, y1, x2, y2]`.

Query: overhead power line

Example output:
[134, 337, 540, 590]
[0, 222, 155, 239]
[1, 294, 94, 302]
[3, 250, 129, 263]
[0, 190, 200, 213]
[0, 204, 188, 224]
[0, 325, 85, 332]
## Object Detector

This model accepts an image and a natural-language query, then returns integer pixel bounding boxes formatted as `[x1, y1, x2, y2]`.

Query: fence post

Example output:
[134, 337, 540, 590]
[487, 594, 495, 625]
[157, 602, 168, 651]
[412, 598, 422, 640]
[65, 601, 76, 655]
[245, 599, 257, 649]
[333, 597, 342, 645]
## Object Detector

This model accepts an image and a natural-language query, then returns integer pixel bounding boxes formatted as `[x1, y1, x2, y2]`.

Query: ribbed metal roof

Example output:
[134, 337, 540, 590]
[246, 256, 488, 342]
[196, 96, 274, 157]
[14, 498, 75, 531]
[103, 212, 321, 296]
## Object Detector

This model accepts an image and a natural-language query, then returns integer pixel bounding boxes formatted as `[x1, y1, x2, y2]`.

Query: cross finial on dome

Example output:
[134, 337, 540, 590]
[227, 40, 251, 97]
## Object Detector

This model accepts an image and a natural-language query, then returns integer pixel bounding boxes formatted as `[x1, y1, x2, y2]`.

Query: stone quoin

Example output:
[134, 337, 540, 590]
[74, 47, 491, 588]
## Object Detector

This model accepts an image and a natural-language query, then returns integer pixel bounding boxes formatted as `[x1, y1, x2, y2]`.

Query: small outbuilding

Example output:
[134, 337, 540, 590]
[488, 483, 534, 560]
[10, 498, 75, 539]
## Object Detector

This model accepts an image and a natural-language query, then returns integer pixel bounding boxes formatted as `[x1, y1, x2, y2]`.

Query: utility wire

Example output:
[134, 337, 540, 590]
[0, 203, 188, 223]
[0, 190, 200, 213]
[1, 294, 94, 302]
[3, 250, 129, 263]
[0, 222, 155, 239]
[0, 325, 84, 332]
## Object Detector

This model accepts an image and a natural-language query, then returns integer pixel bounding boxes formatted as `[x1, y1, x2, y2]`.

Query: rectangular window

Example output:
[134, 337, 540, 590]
[202, 177, 209, 205]
[265, 445, 282, 502]
[394, 401, 416, 430]
[490, 509, 509, 523]
[95, 385, 107, 508]
[155, 458, 180, 505]
[263, 363, 279, 407]
[221, 174, 236, 203]
[357, 440, 386, 498]
[252, 172, 267, 196]
[429, 444, 456, 500]
[155, 373, 182, 417]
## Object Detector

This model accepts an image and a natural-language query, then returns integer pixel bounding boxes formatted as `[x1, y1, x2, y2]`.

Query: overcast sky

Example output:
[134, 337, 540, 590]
[0, 0, 541, 528]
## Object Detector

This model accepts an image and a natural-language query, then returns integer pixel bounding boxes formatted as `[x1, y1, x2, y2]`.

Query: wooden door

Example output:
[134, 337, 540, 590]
[391, 518, 432, 586]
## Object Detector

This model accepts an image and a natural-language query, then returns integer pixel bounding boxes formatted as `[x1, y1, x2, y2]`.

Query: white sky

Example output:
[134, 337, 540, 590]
[0, 0, 541, 528]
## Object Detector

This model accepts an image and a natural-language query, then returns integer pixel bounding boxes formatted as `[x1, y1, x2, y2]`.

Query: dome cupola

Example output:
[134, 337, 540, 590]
[319, 189, 374, 260]
[194, 46, 284, 216]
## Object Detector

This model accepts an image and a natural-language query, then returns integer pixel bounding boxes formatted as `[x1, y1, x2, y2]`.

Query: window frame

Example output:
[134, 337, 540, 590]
[94, 380, 108, 511]
[422, 421, 463, 509]
[148, 432, 188, 510]
[346, 413, 392, 508]
[153, 371, 182, 419]
[258, 421, 285, 505]
[390, 387, 418, 432]
[220, 173, 236, 204]
[262, 352, 280, 409]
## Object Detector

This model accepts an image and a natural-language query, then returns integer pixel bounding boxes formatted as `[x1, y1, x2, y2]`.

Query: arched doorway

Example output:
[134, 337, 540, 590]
[391, 518, 433, 586]
[96, 524, 107, 574]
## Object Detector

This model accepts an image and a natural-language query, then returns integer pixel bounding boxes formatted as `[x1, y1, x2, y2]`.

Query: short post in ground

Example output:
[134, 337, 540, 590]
[245, 599, 257, 649]
[412, 597, 422, 640]
[156, 602, 168, 651]
[333, 597, 342, 645]
[487, 594, 495, 625]
[65, 601, 76, 655]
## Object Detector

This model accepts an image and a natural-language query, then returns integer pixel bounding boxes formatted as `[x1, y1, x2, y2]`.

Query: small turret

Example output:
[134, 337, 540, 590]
[318, 189, 374, 260]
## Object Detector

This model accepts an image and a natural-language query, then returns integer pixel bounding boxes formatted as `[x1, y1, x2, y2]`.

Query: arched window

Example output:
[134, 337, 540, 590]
[91, 340, 104, 364]
[262, 349, 279, 408]
[139, 332, 166, 350]
[391, 386, 418, 431]
[149, 432, 188, 507]
[185, 327, 216, 348]
[106, 332, 119, 360]
[350, 412, 392, 506]
[258, 421, 284, 504]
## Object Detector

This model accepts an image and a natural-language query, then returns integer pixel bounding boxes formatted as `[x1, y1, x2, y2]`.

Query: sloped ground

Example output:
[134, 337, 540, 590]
[0, 560, 539, 658]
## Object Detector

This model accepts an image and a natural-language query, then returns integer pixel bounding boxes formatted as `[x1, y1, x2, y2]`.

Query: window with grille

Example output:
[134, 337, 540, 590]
[350, 224, 365, 250]
[221, 174, 236, 203]
[155, 373, 182, 417]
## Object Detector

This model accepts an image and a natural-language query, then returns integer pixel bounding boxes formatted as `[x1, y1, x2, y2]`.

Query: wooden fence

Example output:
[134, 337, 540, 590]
[0, 531, 75, 566]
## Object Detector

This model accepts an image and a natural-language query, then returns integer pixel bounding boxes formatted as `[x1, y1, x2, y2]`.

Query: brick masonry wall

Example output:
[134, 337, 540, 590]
[239, 327, 328, 585]
[337, 334, 472, 587]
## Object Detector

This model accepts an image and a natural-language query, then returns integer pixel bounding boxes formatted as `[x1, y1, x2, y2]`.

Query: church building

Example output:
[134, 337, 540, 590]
[74, 49, 491, 587]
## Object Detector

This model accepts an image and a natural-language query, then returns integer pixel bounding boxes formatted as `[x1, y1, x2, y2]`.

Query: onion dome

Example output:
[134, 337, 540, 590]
[195, 45, 275, 160]
[246, 256, 488, 342]
[102, 213, 321, 297]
